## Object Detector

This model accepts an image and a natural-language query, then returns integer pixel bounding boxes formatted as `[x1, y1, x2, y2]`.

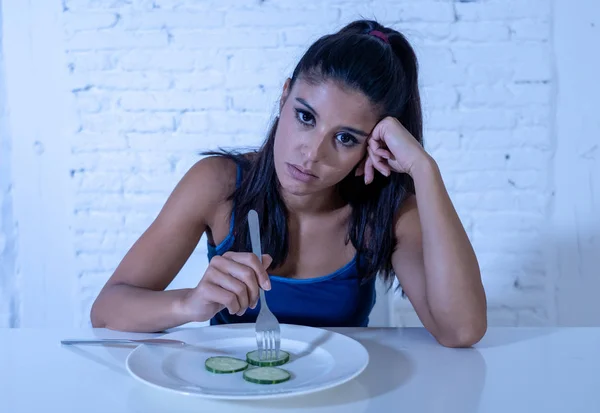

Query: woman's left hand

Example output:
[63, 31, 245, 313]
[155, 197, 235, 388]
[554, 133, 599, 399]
[356, 116, 429, 184]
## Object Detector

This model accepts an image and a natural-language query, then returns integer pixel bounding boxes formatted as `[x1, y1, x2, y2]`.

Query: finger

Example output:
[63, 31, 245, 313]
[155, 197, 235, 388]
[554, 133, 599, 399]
[210, 256, 253, 314]
[203, 271, 242, 315]
[364, 156, 374, 184]
[368, 135, 384, 152]
[212, 270, 249, 315]
[374, 147, 393, 159]
[220, 258, 260, 311]
[368, 147, 391, 177]
[373, 158, 391, 176]
[262, 254, 273, 270]
[255, 254, 272, 308]
[222, 251, 272, 291]
[213, 254, 273, 310]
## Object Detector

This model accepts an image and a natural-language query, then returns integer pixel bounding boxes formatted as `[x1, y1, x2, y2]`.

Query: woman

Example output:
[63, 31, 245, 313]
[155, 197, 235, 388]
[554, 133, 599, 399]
[90, 20, 487, 348]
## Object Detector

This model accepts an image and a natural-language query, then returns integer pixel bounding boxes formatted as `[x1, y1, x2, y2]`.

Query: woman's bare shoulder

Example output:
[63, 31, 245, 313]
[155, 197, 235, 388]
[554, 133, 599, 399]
[159, 155, 240, 228]
[188, 155, 239, 198]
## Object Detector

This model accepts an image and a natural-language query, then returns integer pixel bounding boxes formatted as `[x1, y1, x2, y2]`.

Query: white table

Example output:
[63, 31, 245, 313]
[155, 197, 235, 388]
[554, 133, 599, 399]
[1, 327, 598, 412]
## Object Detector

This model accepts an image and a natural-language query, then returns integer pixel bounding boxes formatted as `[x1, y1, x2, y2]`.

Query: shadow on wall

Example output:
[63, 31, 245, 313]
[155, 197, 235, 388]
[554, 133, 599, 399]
[391, 228, 551, 328]
[547, 226, 600, 326]
[476, 225, 600, 327]
[0, 3, 19, 328]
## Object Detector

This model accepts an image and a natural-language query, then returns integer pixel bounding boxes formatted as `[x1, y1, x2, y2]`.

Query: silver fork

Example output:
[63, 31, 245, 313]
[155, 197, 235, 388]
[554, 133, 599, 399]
[248, 209, 281, 361]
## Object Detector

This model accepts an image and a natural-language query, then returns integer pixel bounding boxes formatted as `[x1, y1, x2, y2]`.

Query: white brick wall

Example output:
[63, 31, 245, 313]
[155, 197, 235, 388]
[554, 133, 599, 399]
[552, 1, 600, 326]
[3, 0, 587, 329]
[0, 5, 16, 327]
[382, 0, 553, 326]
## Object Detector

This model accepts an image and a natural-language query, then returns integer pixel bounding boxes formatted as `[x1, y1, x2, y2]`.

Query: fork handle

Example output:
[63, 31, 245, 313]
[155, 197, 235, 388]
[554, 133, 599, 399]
[259, 288, 269, 309]
[248, 209, 262, 264]
[248, 210, 271, 310]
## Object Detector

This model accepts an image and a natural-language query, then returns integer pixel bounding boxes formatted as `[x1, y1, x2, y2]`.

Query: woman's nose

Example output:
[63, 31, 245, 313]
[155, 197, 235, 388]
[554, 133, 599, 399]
[301, 134, 328, 162]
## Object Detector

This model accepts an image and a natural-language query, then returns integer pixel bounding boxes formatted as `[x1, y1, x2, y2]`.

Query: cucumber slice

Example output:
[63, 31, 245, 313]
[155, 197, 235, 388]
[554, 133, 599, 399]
[205, 356, 248, 374]
[243, 366, 291, 384]
[246, 350, 290, 367]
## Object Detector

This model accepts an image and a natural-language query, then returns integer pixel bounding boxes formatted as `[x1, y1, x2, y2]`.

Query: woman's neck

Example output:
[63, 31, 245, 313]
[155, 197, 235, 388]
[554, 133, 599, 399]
[279, 186, 347, 217]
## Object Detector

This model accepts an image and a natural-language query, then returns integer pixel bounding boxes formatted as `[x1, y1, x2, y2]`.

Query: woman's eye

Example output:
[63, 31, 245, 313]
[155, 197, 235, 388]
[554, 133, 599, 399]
[336, 133, 358, 146]
[295, 109, 314, 125]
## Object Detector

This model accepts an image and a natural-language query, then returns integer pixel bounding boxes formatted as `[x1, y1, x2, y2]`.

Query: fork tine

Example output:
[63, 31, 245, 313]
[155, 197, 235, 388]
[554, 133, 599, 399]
[267, 330, 273, 360]
[275, 330, 281, 360]
[262, 332, 267, 360]
[256, 331, 263, 360]
[256, 331, 263, 359]
[265, 331, 269, 360]
[271, 330, 276, 360]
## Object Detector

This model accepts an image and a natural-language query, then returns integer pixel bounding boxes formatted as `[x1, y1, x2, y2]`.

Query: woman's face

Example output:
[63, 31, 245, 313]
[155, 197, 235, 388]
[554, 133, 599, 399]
[273, 77, 380, 197]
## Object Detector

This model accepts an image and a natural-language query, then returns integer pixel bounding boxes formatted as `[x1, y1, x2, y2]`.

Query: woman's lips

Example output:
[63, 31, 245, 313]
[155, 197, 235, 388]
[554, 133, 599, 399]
[286, 163, 318, 183]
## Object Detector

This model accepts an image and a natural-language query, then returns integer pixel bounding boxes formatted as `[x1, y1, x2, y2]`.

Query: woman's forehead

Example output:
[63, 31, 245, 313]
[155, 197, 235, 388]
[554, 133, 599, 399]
[290, 78, 380, 125]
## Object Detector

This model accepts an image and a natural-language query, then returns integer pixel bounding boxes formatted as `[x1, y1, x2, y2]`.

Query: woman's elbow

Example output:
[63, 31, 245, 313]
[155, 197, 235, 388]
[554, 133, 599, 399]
[89, 289, 112, 328]
[90, 298, 106, 328]
[437, 319, 487, 348]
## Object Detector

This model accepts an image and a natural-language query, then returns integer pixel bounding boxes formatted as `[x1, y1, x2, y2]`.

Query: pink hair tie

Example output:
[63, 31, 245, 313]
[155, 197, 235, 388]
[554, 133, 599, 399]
[369, 30, 389, 44]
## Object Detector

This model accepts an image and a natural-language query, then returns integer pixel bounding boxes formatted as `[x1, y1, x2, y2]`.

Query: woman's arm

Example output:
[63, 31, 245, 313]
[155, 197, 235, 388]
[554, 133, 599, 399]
[90, 157, 234, 332]
[391, 157, 487, 347]
[360, 116, 487, 347]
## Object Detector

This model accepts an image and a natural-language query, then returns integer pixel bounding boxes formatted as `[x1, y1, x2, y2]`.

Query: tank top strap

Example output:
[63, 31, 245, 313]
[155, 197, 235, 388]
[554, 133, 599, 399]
[207, 159, 243, 258]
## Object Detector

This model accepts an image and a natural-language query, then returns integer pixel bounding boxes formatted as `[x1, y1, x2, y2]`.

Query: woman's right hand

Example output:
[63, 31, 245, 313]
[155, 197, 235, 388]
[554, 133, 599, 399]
[179, 252, 273, 322]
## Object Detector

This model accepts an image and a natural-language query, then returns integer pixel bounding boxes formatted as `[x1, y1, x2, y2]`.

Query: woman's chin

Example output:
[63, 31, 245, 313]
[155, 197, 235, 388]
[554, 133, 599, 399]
[276, 174, 315, 195]
[280, 182, 312, 196]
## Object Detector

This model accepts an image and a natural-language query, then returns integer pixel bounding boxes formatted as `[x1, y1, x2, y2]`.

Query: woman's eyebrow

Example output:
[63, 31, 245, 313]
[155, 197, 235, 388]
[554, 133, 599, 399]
[296, 98, 319, 117]
[341, 126, 369, 137]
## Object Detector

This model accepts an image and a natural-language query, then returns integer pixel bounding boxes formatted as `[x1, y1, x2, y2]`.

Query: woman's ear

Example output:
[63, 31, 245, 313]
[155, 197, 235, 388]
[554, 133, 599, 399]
[279, 78, 292, 115]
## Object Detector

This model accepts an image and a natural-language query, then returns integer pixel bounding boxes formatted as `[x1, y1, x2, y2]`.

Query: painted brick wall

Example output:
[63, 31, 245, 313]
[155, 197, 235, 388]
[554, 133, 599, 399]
[3, 0, 555, 327]
[388, 0, 554, 326]
[0, 5, 16, 328]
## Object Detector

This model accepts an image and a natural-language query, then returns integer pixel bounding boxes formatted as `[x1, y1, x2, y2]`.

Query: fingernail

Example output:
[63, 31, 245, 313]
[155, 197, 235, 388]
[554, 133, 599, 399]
[265, 278, 271, 291]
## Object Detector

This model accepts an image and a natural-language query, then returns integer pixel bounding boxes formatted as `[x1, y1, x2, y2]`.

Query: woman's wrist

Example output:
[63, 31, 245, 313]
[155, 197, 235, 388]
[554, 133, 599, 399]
[172, 288, 197, 324]
[409, 152, 439, 181]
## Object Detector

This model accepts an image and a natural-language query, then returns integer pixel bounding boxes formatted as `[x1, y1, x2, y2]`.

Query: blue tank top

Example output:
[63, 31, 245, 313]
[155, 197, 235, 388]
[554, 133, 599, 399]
[207, 163, 377, 327]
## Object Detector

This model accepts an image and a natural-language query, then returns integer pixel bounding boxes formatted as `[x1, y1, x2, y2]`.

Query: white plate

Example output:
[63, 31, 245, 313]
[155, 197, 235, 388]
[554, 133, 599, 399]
[126, 323, 369, 400]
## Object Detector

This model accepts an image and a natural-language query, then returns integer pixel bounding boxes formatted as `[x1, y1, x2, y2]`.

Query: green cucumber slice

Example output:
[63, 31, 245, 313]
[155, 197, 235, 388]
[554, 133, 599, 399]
[246, 350, 290, 367]
[243, 366, 291, 384]
[205, 356, 248, 374]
